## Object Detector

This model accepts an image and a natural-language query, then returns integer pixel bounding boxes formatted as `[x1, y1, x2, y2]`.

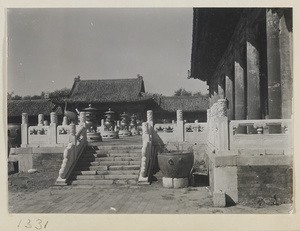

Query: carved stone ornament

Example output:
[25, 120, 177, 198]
[217, 99, 227, 117]
[50, 112, 57, 124]
[38, 114, 44, 125]
[22, 113, 28, 124]
[177, 110, 183, 121]
[147, 110, 153, 122]
[80, 112, 86, 123]
[70, 124, 76, 136]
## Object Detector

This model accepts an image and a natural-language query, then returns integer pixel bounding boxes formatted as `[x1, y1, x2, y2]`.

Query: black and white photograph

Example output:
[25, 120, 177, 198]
[2, 2, 299, 231]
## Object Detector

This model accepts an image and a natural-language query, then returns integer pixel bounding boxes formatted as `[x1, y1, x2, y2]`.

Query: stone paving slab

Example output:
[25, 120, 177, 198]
[8, 182, 293, 214]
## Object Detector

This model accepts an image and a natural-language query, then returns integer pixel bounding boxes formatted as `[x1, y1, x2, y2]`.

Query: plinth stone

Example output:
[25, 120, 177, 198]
[213, 192, 226, 207]
[162, 177, 189, 188]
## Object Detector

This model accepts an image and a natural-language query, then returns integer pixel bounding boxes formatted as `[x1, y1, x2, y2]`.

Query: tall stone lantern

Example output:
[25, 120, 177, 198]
[102, 108, 119, 139]
[82, 104, 101, 141]
[130, 114, 140, 135]
[119, 112, 132, 136]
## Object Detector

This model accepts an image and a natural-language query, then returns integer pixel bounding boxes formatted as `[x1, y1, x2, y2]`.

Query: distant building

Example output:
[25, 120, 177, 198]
[62, 75, 209, 123]
[7, 99, 63, 125]
[62, 75, 152, 121]
[151, 95, 208, 123]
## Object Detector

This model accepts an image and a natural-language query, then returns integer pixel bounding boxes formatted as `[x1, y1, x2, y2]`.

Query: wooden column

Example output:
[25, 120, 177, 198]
[234, 43, 247, 133]
[234, 44, 246, 121]
[266, 9, 282, 120]
[266, 9, 282, 133]
[279, 9, 293, 119]
[225, 63, 234, 121]
[247, 25, 261, 121]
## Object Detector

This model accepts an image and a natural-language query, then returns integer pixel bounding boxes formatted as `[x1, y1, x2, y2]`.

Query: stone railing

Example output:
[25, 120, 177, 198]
[229, 119, 292, 153]
[154, 110, 207, 144]
[138, 110, 157, 184]
[184, 122, 207, 143]
[206, 99, 293, 155]
[21, 112, 86, 147]
[55, 121, 88, 185]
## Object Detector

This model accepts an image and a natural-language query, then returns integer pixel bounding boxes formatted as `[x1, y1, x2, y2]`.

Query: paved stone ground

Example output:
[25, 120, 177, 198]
[8, 182, 292, 214]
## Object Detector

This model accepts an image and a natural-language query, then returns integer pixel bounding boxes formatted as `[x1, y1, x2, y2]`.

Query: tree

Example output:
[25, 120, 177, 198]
[193, 91, 208, 97]
[7, 91, 22, 100]
[173, 88, 192, 96]
[49, 88, 71, 99]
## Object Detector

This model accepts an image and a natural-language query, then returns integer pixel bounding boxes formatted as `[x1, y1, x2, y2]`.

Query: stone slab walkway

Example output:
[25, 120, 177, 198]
[8, 182, 292, 214]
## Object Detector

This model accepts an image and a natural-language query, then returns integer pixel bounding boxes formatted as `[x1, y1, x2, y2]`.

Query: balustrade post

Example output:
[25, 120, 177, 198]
[21, 113, 28, 147]
[79, 112, 86, 127]
[176, 110, 184, 142]
[62, 116, 68, 126]
[217, 99, 229, 152]
[38, 114, 44, 126]
[50, 112, 57, 145]
[147, 110, 153, 135]
[69, 124, 76, 145]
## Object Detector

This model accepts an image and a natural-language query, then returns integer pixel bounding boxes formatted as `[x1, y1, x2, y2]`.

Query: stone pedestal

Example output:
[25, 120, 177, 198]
[162, 177, 189, 188]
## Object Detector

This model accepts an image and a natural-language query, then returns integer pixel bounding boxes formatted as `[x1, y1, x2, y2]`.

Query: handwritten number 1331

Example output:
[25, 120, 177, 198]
[18, 219, 48, 229]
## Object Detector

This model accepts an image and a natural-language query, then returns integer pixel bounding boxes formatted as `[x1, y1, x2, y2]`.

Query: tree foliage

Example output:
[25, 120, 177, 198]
[7, 87, 71, 100]
[173, 88, 208, 97]
[48, 88, 71, 99]
[173, 88, 192, 96]
[7, 91, 22, 100]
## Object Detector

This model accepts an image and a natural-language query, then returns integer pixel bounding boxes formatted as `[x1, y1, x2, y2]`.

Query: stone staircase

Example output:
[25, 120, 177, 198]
[69, 143, 142, 186]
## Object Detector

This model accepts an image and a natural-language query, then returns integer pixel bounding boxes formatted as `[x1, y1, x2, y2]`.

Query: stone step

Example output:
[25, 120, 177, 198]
[72, 170, 97, 175]
[70, 180, 114, 185]
[108, 165, 140, 171]
[81, 153, 141, 158]
[74, 165, 141, 171]
[75, 166, 109, 171]
[78, 161, 140, 166]
[104, 175, 138, 180]
[70, 179, 138, 185]
[85, 149, 141, 154]
[114, 179, 138, 185]
[72, 170, 140, 176]
[108, 153, 140, 157]
[80, 156, 140, 162]
[71, 174, 138, 180]
[93, 145, 142, 150]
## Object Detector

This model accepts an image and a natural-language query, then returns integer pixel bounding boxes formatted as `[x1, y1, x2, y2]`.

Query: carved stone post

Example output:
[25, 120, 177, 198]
[62, 116, 68, 126]
[139, 122, 150, 182]
[79, 112, 86, 126]
[147, 110, 153, 135]
[217, 99, 229, 152]
[147, 110, 153, 125]
[38, 114, 44, 126]
[69, 123, 76, 144]
[50, 112, 57, 145]
[21, 113, 28, 147]
[177, 110, 184, 142]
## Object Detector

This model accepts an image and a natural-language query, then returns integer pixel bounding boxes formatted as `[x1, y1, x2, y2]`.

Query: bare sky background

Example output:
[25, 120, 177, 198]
[7, 8, 207, 97]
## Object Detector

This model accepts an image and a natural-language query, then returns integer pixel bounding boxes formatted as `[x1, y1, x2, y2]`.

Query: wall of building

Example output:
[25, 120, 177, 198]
[237, 165, 293, 205]
[17, 147, 64, 172]
[208, 9, 293, 122]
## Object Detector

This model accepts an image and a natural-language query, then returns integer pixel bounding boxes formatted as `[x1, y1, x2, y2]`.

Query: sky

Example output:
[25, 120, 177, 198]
[7, 8, 207, 97]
